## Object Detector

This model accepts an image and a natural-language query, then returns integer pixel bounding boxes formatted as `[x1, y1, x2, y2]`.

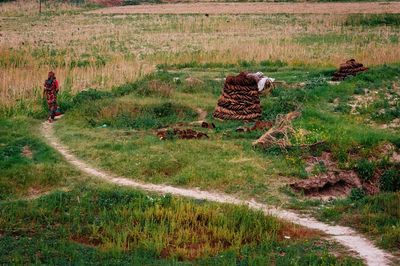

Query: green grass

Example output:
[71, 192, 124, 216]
[0, 117, 80, 200]
[55, 63, 400, 191]
[318, 193, 400, 250]
[0, 186, 362, 265]
[345, 14, 400, 27]
[50, 62, 400, 254]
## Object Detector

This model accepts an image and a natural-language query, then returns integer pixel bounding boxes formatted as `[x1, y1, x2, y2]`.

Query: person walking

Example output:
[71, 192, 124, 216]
[43, 71, 59, 122]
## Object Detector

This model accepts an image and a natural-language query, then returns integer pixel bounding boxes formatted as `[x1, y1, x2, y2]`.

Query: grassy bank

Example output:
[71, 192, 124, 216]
[0, 186, 362, 265]
[0, 117, 81, 201]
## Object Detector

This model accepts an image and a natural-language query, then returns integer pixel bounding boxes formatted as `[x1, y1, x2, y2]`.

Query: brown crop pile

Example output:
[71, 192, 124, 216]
[332, 59, 368, 81]
[213, 72, 262, 121]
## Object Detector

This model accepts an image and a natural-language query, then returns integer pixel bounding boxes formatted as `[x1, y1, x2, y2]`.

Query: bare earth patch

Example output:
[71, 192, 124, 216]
[90, 2, 400, 15]
[21, 145, 33, 159]
[290, 152, 381, 200]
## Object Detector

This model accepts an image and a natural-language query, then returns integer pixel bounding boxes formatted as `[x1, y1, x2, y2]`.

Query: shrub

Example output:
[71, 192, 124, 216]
[345, 14, 400, 27]
[356, 159, 375, 181]
[72, 89, 112, 105]
[380, 168, 400, 192]
[349, 188, 366, 201]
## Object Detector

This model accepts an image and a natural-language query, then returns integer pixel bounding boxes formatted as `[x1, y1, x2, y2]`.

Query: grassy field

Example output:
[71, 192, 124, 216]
[1, 0, 400, 264]
[0, 185, 364, 265]
[0, 117, 83, 201]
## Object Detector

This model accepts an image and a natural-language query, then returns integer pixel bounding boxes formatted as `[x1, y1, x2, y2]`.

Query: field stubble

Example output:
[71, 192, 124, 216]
[1, 1, 400, 109]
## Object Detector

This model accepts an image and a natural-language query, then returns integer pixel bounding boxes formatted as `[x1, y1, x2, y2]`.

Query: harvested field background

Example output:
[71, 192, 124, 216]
[91, 2, 400, 14]
[1, 1, 400, 111]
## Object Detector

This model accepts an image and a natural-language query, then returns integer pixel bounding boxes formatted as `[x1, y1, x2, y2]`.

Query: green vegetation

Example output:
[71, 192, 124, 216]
[0, 186, 362, 265]
[319, 193, 400, 250]
[51, 62, 400, 255]
[380, 168, 400, 192]
[355, 159, 375, 181]
[345, 14, 400, 27]
[0, 118, 80, 200]
[1, 1, 400, 262]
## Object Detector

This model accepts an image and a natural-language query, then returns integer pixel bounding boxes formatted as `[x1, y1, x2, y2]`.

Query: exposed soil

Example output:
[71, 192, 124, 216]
[70, 235, 102, 247]
[41, 117, 394, 266]
[90, 2, 400, 15]
[290, 152, 380, 200]
[277, 222, 322, 242]
[21, 145, 33, 159]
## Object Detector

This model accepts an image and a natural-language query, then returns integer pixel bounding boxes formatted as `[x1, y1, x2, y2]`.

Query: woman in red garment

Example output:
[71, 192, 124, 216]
[43, 71, 59, 122]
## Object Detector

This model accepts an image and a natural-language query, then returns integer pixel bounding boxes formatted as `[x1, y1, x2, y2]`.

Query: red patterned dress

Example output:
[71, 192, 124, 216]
[44, 78, 59, 120]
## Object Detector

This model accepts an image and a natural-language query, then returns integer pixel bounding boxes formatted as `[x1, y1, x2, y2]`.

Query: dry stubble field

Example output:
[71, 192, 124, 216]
[1, 1, 400, 110]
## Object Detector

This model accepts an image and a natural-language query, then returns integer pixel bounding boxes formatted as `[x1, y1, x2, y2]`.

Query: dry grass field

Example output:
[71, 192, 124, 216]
[92, 2, 400, 15]
[1, 1, 399, 110]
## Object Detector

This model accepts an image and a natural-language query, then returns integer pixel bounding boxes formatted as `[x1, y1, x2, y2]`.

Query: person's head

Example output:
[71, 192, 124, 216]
[48, 71, 56, 80]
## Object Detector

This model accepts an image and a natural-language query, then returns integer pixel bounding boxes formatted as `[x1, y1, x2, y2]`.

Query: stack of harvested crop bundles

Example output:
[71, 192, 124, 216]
[213, 72, 274, 121]
[332, 59, 368, 81]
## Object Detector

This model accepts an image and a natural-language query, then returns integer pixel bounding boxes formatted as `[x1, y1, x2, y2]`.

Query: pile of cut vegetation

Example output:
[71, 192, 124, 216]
[332, 59, 368, 81]
[213, 72, 273, 121]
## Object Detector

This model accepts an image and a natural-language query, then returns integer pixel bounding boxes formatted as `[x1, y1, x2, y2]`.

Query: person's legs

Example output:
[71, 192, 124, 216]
[50, 102, 56, 120]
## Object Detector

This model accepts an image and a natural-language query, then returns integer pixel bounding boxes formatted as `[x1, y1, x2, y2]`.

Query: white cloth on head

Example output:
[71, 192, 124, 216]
[258, 77, 275, 91]
[246, 72, 275, 91]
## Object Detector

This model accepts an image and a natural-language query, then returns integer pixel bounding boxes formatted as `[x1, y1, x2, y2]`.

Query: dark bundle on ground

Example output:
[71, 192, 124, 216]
[213, 72, 261, 120]
[156, 128, 208, 140]
[332, 59, 368, 81]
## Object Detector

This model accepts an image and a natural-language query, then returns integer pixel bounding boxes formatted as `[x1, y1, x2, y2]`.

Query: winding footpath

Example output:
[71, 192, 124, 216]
[42, 119, 393, 266]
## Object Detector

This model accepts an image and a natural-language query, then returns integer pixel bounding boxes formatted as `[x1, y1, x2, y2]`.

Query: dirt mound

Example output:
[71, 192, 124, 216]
[290, 152, 380, 200]
[332, 59, 368, 81]
[156, 128, 208, 140]
[291, 171, 362, 200]
[213, 72, 263, 121]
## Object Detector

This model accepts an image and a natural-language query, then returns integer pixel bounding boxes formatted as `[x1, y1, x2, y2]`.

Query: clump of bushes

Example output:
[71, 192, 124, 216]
[123, 0, 161, 5]
[355, 159, 375, 181]
[349, 188, 366, 201]
[380, 168, 400, 192]
[345, 14, 400, 27]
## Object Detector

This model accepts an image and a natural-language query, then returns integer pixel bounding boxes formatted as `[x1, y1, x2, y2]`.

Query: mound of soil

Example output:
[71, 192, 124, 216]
[332, 59, 368, 81]
[290, 152, 379, 200]
[156, 128, 208, 140]
[213, 72, 262, 121]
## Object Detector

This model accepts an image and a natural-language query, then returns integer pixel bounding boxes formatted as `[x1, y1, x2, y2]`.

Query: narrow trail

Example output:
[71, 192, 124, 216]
[42, 119, 393, 266]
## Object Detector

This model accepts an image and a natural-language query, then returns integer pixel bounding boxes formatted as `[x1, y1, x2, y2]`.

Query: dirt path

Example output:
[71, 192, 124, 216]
[42, 119, 393, 266]
[90, 2, 400, 15]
